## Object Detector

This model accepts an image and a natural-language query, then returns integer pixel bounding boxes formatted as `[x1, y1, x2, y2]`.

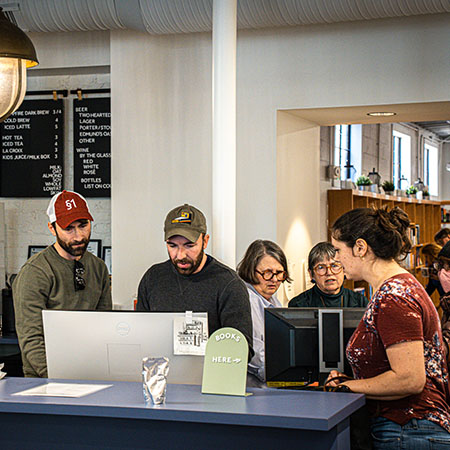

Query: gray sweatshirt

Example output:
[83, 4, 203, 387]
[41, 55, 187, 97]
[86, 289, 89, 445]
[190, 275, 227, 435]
[13, 245, 112, 377]
[137, 256, 254, 356]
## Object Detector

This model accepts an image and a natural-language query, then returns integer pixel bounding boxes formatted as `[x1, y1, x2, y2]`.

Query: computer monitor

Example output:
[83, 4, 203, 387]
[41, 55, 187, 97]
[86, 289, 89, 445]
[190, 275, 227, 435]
[264, 307, 365, 385]
[43, 310, 207, 384]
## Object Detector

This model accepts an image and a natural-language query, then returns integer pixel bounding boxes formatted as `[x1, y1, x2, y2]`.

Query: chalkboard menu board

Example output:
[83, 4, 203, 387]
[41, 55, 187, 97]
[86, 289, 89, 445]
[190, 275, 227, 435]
[73, 98, 111, 197]
[0, 99, 64, 197]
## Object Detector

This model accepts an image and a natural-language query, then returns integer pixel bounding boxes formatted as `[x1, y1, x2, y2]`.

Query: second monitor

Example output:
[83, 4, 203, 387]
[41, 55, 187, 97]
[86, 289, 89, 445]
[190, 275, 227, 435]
[265, 307, 365, 385]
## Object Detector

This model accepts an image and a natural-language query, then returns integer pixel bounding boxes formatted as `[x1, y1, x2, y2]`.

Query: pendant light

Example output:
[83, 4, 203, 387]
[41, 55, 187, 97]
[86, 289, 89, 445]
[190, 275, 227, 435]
[0, 7, 38, 122]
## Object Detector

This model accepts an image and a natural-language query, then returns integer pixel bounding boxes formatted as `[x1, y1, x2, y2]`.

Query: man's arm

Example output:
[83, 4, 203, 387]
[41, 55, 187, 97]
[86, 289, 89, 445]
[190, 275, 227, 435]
[136, 269, 151, 311]
[218, 277, 254, 359]
[12, 265, 51, 377]
[96, 262, 112, 310]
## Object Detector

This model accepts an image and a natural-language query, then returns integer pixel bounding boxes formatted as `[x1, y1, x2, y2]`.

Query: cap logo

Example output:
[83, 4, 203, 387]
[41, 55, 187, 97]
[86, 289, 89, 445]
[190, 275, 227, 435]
[172, 212, 192, 224]
[65, 199, 77, 211]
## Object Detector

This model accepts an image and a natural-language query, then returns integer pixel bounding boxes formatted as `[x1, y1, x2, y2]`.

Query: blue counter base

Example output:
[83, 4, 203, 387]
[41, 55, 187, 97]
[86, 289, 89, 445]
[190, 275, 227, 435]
[0, 412, 349, 449]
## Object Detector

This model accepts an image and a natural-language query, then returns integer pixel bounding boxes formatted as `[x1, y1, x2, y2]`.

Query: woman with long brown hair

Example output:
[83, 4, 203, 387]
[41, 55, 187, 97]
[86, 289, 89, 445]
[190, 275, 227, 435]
[327, 207, 450, 449]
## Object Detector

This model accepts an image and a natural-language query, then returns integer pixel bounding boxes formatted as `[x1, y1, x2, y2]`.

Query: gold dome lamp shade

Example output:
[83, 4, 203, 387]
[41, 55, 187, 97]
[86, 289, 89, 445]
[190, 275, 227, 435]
[0, 7, 38, 122]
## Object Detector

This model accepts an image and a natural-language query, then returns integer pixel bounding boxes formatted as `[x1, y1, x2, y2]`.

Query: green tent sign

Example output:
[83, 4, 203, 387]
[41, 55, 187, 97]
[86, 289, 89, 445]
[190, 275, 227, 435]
[201, 327, 251, 397]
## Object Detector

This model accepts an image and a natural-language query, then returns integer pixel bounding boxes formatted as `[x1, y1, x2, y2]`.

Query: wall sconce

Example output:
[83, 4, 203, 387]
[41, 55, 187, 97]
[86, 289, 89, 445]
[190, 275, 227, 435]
[0, 7, 38, 122]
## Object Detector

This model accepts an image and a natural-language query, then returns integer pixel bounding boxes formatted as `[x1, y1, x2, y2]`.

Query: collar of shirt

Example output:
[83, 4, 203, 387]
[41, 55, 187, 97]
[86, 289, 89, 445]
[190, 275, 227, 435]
[313, 284, 344, 301]
[246, 282, 282, 307]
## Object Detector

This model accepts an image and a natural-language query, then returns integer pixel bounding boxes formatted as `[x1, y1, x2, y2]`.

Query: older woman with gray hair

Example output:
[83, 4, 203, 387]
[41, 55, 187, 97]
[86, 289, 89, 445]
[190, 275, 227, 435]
[289, 242, 367, 308]
[237, 240, 291, 381]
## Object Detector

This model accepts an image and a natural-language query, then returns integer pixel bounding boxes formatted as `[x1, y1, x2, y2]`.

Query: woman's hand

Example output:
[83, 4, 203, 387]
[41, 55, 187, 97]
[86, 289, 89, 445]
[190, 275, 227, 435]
[325, 370, 349, 387]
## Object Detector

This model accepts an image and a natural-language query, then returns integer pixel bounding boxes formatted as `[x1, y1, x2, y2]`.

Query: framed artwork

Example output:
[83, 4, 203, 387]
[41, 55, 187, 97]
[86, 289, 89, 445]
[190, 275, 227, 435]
[102, 246, 112, 274]
[87, 239, 102, 257]
[28, 245, 47, 258]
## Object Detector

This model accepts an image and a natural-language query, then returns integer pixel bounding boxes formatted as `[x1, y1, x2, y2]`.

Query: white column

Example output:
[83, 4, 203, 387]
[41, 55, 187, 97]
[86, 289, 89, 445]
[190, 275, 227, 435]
[212, 0, 237, 267]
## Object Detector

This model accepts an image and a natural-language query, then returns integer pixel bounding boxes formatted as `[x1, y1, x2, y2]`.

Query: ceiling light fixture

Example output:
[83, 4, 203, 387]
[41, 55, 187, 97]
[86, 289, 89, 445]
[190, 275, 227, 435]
[0, 7, 38, 122]
[367, 112, 396, 117]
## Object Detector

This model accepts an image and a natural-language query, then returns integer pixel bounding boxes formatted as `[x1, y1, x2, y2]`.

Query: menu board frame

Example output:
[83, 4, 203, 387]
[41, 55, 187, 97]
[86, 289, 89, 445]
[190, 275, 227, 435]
[0, 99, 64, 197]
[73, 97, 111, 198]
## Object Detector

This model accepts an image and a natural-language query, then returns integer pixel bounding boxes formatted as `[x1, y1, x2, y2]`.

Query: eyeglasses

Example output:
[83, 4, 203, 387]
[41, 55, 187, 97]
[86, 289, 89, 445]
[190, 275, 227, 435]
[74, 260, 86, 291]
[255, 269, 287, 282]
[313, 262, 343, 276]
[434, 261, 450, 271]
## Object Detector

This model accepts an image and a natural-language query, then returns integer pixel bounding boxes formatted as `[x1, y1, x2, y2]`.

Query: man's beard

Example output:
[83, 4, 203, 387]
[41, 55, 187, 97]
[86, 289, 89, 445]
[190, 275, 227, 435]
[55, 230, 90, 257]
[171, 248, 204, 275]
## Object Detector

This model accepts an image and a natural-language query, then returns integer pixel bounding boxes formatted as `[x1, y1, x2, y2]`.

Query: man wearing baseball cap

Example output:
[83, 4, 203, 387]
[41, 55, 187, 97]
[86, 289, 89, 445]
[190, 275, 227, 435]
[13, 190, 112, 377]
[136, 204, 253, 355]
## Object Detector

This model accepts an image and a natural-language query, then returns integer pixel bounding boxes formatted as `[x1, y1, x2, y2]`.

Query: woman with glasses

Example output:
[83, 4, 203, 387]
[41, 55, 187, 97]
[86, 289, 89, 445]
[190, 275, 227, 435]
[326, 207, 450, 449]
[289, 242, 367, 308]
[237, 240, 291, 382]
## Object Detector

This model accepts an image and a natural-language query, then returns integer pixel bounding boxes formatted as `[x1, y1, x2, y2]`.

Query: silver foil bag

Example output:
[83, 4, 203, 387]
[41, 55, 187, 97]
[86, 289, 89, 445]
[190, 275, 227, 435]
[142, 357, 169, 405]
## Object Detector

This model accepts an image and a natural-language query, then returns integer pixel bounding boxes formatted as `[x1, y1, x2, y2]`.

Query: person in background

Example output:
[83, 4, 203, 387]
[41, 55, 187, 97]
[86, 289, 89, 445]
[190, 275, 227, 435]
[289, 242, 368, 308]
[13, 190, 112, 377]
[327, 207, 450, 449]
[435, 228, 450, 247]
[436, 241, 450, 358]
[136, 204, 253, 357]
[237, 240, 291, 382]
[421, 243, 445, 297]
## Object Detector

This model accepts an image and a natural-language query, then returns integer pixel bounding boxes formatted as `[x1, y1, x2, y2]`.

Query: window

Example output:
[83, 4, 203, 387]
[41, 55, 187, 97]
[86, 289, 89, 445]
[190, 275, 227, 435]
[392, 130, 411, 190]
[424, 143, 438, 196]
[334, 124, 361, 181]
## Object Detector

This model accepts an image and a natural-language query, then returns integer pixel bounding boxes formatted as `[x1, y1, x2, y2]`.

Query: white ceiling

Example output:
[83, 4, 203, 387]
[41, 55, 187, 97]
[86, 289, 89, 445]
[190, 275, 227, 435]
[2, 0, 450, 34]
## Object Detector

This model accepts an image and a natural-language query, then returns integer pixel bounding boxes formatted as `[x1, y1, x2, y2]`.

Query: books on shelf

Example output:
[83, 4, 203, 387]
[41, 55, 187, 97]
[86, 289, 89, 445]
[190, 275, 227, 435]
[408, 225, 420, 246]
[402, 248, 422, 271]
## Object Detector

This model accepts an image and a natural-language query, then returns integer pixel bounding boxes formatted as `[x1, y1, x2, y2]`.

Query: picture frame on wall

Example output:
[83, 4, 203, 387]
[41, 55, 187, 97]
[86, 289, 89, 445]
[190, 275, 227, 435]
[28, 245, 47, 258]
[102, 246, 111, 275]
[87, 239, 102, 257]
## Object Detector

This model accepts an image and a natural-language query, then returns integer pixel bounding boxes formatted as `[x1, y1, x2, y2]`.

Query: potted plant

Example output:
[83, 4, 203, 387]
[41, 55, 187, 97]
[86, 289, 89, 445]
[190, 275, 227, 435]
[356, 175, 372, 191]
[406, 185, 418, 198]
[382, 181, 395, 195]
[423, 189, 430, 199]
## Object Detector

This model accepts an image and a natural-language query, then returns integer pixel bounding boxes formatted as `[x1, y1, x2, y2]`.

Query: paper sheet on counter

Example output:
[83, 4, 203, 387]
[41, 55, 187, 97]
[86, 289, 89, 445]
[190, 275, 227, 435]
[12, 382, 112, 397]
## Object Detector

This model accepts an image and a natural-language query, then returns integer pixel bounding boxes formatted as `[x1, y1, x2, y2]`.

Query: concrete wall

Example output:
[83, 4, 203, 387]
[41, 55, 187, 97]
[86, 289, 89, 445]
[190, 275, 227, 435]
[276, 111, 320, 304]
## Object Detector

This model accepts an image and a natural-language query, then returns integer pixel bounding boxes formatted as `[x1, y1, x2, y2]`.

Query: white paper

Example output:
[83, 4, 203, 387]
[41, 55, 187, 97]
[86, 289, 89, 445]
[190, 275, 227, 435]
[12, 382, 112, 398]
[173, 316, 208, 355]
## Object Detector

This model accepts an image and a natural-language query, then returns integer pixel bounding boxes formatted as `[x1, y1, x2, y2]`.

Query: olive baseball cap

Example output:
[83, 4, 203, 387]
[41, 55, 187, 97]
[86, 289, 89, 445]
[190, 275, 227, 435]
[164, 204, 207, 242]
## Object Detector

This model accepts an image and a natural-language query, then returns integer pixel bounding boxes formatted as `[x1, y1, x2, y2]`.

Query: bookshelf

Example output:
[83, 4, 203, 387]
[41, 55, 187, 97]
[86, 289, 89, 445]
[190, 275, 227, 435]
[327, 189, 442, 305]
[442, 201, 450, 226]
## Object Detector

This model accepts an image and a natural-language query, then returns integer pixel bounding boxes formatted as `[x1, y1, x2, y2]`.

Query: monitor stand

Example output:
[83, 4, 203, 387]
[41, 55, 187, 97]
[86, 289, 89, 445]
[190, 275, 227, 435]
[318, 309, 343, 384]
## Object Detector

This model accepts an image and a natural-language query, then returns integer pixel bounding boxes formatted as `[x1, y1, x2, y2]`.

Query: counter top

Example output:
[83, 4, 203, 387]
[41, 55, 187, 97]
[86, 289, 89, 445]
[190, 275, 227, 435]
[0, 377, 364, 432]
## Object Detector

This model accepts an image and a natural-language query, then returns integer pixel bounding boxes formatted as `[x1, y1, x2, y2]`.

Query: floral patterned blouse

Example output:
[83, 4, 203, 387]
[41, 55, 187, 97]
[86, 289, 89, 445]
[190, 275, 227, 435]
[347, 273, 450, 432]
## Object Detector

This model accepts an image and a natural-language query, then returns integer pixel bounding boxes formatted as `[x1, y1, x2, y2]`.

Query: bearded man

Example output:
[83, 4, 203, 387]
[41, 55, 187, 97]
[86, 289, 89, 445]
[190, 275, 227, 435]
[13, 190, 112, 377]
[136, 204, 253, 356]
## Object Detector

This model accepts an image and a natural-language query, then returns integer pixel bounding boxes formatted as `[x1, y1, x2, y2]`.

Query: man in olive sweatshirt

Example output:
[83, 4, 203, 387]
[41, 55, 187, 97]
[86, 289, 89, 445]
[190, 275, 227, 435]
[13, 190, 112, 377]
[136, 204, 253, 357]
